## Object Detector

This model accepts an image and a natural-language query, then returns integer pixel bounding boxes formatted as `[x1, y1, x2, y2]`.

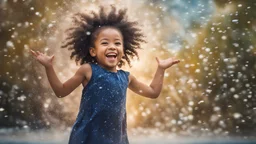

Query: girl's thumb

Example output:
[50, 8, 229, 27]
[155, 57, 159, 63]
[50, 55, 55, 61]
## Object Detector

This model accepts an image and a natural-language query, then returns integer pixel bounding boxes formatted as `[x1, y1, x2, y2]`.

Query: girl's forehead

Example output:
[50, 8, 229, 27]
[97, 28, 123, 40]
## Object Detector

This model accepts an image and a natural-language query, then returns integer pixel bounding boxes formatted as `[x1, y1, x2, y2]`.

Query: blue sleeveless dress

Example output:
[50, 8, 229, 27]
[68, 63, 130, 144]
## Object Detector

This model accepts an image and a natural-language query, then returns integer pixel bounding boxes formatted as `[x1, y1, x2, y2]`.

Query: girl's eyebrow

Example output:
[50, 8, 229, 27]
[100, 38, 109, 41]
[100, 38, 121, 41]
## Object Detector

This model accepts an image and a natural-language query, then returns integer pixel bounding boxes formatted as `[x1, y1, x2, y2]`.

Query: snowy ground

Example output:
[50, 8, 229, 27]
[0, 129, 255, 144]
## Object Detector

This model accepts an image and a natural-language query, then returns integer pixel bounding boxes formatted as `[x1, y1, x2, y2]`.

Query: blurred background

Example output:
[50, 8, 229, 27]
[0, 0, 256, 143]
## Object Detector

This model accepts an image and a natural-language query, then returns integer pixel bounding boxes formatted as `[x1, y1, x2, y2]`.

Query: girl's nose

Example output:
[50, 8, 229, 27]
[108, 44, 117, 50]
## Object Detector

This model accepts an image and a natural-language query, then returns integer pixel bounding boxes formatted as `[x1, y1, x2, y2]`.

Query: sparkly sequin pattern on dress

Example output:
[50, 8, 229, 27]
[68, 63, 130, 144]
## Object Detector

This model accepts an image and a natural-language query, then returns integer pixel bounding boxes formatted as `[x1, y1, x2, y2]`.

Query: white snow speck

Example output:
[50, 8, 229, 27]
[191, 33, 197, 38]
[233, 94, 239, 99]
[0, 108, 4, 112]
[48, 23, 53, 28]
[198, 100, 204, 104]
[233, 43, 239, 47]
[232, 19, 239, 23]
[221, 35, 227, 40]
[188, 115, 193, 120]
[206, 89, 212, 93]
[17, 95, 26, 101]
[230, 87, 235, 92]
[205, 48, 210, 52]
[188, 101, 194, 106]
[44, 103, 49, 108]
[214, 106, 220, 111]
[35, 12, 40, 16]
[171, 119, 176, 124]
[86, 31, 91, 35]
[199, 54, 204, 59]
[6, 41, 14, 48]
[233, 113, 242, 119]
[223, 58, 229, 62]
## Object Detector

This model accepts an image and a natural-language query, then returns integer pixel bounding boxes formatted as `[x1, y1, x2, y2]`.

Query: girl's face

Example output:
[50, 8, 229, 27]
[90, 28, 124, 72]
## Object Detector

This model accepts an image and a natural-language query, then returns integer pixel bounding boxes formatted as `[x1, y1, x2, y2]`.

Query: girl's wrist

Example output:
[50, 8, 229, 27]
[157, 65, 166, 72]
[44, 64, 53, 70]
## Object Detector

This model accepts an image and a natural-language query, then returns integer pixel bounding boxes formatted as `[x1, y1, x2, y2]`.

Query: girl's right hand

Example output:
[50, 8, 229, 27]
[30, 50, 55, 68]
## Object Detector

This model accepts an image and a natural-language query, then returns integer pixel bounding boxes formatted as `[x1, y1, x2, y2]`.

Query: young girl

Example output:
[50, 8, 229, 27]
[30, 6, 179, 144]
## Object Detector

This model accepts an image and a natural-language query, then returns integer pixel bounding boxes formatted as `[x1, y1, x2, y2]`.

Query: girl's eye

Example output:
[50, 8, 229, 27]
[115, 42, 121, 45]
[102, 42, 108, 45]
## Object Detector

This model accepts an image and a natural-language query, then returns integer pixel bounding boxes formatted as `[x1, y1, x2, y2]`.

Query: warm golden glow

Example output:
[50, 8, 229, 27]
[37, 0, 182, 129]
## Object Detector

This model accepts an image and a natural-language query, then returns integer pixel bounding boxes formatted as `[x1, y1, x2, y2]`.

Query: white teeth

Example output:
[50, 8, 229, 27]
[106, 53, 117, 57]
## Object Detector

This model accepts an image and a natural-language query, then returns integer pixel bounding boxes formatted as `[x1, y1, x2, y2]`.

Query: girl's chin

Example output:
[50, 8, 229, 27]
[105, 58, 121, 65]
[106, 58, 118, 65]
[102, 61, 118, 67]
[106, 63, 118, 68]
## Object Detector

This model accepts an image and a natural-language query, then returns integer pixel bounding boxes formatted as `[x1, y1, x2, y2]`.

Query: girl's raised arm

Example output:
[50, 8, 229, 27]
[30, 50, 91, 98]
[128, 57, 180, 99]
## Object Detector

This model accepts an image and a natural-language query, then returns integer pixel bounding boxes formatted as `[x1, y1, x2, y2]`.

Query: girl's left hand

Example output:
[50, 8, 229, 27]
[156, 57, 180, 70]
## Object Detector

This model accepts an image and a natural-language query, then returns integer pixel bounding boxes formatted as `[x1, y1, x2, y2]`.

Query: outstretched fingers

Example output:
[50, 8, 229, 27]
[36, 51, 43, 55]
[30, 50, 38, 57]
[30, 50, 46, 57]
[30, 49, 35, 55]
[172, 59, 180, 65]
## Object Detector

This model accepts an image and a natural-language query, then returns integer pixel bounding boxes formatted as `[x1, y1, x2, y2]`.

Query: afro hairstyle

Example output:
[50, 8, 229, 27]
[61, 5, 146, 67]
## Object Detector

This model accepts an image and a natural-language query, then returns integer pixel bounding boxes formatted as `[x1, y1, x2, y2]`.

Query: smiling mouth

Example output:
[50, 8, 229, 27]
[106, 53, 117, 58]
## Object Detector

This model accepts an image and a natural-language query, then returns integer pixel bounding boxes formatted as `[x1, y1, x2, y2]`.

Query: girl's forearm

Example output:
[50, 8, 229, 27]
[45, 66, 64, 97]
[149, 66, 165, 98]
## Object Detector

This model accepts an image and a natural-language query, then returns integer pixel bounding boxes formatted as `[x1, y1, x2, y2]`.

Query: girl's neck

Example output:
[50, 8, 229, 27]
[96, 63, 118, 73]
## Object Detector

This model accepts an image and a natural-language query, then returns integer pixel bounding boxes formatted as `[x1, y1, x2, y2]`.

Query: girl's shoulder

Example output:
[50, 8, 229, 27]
[118, 69, 130, 76]
[118, 69, 130, 83]
[79, 63, 92, 80]
[80, 63, 92, 71]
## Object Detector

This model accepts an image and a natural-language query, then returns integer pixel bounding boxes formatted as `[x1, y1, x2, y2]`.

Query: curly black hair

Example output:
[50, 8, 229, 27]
[61, 5, 146, 67]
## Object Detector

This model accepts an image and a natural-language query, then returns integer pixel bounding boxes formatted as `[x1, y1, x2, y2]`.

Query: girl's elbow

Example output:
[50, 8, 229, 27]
[153, 95, 159, 99]
[56, 94, 64, 98]
[55, 92, 68, 98]
[150, 93, 159, 99]
[148, 88, 160, 99]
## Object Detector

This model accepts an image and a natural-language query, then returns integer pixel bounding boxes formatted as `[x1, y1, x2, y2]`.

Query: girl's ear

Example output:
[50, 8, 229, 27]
[89, 47, 96, 57]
